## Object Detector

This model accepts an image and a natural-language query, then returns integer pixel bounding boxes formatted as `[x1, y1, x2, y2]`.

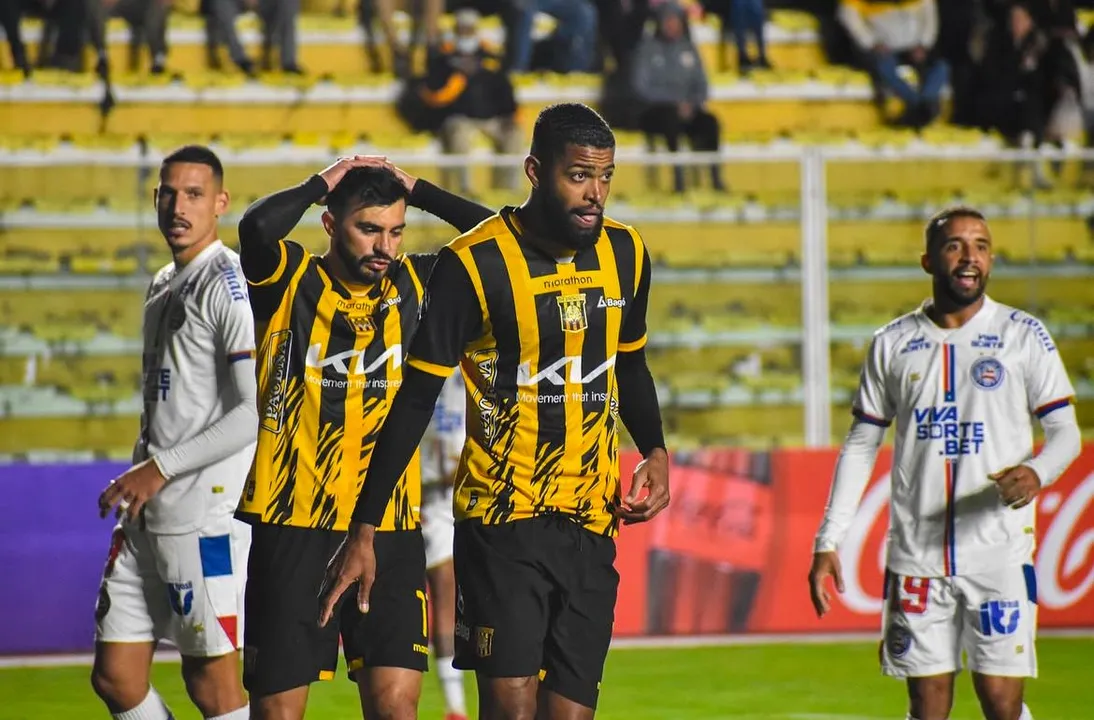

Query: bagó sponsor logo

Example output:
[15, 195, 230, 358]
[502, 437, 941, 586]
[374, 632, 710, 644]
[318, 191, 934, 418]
[836, 470, 1094, 615]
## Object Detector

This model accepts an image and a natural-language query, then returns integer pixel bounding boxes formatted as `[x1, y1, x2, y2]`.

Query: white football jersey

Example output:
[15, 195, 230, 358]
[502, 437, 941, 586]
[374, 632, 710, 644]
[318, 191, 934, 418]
[136, 241, 257, 533]
[855, 296, 1075, 578]
[420, 371, 466, 487]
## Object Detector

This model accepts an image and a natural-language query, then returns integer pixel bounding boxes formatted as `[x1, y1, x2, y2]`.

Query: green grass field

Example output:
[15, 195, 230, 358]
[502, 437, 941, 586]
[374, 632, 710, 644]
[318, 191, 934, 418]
[2, 638, 1091, 719]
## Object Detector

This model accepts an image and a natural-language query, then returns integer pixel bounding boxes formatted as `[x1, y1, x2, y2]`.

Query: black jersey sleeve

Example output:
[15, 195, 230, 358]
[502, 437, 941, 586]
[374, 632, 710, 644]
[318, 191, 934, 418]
[405, 248, 483, 376]
[237, 174, 327, 284]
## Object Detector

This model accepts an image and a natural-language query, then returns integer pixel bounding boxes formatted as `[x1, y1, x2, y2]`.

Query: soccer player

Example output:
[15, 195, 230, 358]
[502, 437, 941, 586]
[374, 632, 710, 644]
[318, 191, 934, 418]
[234, 156, 492, 720]
[808, 207, 1082, 720]
[419, 370, 470, 720]
[94, 145, 257, 720]
[320, 103, 672, 720]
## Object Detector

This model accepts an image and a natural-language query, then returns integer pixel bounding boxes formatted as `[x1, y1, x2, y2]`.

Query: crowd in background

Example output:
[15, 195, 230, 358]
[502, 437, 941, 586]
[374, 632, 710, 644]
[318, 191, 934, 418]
[5, 0, 1094, 193]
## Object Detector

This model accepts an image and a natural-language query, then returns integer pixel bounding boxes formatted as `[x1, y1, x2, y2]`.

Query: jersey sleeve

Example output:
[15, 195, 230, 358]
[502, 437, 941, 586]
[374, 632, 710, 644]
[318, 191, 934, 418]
[852, 334, 895, 427]
[1022, 321, 1076, 419]
[211, 273, 257, 363]
[406, 248, 483, 377]
[619, 245, 651, 353]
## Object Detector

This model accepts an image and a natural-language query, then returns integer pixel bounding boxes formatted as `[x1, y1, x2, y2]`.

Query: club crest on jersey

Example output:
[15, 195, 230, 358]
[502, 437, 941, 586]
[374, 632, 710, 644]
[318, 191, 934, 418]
[557, 294, 587, 333]
[970, 356, 1005, 391]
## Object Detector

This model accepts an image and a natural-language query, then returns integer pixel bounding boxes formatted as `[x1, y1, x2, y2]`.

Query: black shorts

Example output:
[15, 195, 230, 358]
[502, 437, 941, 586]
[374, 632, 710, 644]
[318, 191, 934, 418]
[242, 523, 429, 697]
[453, 516, 618, 709]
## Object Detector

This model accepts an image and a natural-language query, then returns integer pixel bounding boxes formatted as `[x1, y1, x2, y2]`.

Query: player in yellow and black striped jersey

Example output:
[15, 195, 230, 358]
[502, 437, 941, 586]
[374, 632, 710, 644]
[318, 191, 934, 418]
[234, 156, 491, 719]
[320, 104, 672, 719]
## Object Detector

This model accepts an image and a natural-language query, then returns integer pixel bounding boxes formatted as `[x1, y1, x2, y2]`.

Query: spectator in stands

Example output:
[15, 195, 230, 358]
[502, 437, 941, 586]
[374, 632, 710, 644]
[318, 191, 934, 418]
[838, 0, 949, 128]
[505, 0, 599, 73]
[632, 1, 725, 193]
[0, 1, 31, 78]
[420, 9, 522, 194]
[87, 0, 171, 75]
[978, 2, 1054, 186]
[701, 0, 770, 73]
[201, 0, 257, 76]
[593, 0, 650, 72]
[258, 0, 303, 73]
[24, 0, 86, 72]
[360, 0, 443, 77]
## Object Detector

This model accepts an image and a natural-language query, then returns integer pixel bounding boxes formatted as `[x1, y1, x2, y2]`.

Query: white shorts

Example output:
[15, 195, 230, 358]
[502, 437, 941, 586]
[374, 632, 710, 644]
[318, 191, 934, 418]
[420, 484, 455, 570]
[880, 565, 1038, 679]
[95, 515, 251, 657]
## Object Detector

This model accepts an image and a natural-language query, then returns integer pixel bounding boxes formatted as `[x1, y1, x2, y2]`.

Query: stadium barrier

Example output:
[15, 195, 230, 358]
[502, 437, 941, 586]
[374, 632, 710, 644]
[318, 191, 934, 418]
[2, 446, 1092, 655]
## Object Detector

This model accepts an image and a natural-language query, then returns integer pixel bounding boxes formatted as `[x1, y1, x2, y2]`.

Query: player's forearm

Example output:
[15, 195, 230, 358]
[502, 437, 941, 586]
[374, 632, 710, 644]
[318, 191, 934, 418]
[1025, 404, 1081, 489]
[408, 179, 493, 234]
[152, 360, 259, 479]
[616, 349, 667, 456]
[813, 419, 886, 552]
[351, 367, 448, 526]
[237, 175, 327, 278]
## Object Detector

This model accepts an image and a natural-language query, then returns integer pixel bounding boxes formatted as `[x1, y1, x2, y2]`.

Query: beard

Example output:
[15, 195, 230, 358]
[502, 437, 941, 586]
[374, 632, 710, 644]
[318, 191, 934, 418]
[935, 271, 988, 308]
[335, 234, 389, 285]
[539, 187, 603, 253]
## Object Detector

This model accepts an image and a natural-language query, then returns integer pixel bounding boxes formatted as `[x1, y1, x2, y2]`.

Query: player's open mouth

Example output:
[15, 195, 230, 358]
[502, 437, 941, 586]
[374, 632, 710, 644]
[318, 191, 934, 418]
[573, 211, 601, 228]
[954, 268, 979, 290]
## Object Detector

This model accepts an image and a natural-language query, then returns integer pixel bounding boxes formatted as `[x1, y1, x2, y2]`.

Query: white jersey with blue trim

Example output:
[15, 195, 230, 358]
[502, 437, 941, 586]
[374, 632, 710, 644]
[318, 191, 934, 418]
[853, 296, 1075, 578]
[136, 241, 257, 534]
[420, 370, 467, 487]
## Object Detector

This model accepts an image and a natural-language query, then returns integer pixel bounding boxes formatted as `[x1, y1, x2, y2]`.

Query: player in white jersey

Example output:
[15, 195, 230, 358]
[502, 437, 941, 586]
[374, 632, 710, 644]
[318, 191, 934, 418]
[808, 207, 1082, 720]
[93, 146, 258, 720]
[419, 370, 469, 720]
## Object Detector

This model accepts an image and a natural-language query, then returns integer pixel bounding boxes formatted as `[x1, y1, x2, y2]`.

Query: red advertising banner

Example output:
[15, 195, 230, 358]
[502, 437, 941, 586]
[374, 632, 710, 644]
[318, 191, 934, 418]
[613, 446, 1094, 636]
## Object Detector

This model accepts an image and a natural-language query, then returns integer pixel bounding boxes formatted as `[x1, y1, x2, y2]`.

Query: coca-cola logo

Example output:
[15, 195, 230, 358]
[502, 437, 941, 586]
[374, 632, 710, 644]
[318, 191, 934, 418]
[1036, 471, 1094, 610]
[837, 474, 891, 614]
[835, 470, 1094, 615]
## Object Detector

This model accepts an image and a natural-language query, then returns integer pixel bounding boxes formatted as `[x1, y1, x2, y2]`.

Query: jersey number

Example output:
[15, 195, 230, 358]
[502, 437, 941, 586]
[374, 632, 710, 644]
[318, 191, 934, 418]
[416, 589, 429, 639]
[898, 577, 931, 614]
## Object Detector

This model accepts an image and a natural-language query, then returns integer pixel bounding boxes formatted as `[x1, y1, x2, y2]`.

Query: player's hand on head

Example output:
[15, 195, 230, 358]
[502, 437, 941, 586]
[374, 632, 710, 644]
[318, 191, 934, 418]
[318, 522, 378, 628]
[808, 551, 844, 618]
[97, 459, 167, 523]
[317, 155, 389, 195]
[989, 465, 1042, 510]
[616, 448, 670, 525]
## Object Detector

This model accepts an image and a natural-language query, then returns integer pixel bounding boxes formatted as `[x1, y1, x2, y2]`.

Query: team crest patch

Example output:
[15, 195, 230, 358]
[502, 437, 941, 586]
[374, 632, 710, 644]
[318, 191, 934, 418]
[476, 626, 494, 658]
[970, 356, 1005, 390]
[886, 623, 913, 659]
[557, 294, 588, 333]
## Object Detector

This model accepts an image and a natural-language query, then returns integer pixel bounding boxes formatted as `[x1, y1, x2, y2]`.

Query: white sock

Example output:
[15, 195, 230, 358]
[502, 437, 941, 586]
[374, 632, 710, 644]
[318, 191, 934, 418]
[207, 707, 250, 720]
[436, 655, 467, 715]
[1019, 703, 1034, 720]
[113, 687, 174, 720]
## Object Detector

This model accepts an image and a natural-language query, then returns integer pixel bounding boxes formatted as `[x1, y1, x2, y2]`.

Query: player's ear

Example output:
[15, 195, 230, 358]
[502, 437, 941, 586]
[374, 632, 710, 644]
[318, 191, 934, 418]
[215, 187, 230, 218]
[321, 210, 337, 238]
[152, 186, 159, 210]
[524, 155, 540, 189]
[920, 251, 932, 275]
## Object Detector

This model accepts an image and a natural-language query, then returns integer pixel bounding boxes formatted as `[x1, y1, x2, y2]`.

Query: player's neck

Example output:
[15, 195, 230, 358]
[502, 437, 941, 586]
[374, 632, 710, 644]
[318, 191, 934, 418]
[322, 250, 377, 294]
[172, 234, 218, 269]
[926, 294, 985, 329]
[513, 203, 575, 263]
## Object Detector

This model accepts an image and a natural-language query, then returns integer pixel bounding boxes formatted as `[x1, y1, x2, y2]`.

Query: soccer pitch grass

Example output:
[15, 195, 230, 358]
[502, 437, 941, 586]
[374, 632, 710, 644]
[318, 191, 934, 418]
[2, 638, 1091, 719]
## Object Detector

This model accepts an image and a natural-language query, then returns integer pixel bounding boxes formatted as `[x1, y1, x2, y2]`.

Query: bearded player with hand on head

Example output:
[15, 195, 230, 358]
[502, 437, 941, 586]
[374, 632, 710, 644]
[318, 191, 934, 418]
[809, 207, 1082, 720]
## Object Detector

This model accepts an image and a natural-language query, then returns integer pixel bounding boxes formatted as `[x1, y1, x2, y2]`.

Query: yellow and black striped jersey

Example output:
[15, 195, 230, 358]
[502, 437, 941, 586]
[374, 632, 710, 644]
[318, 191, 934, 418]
[237, 239, 433, 532]
[405, 208, 651, 536]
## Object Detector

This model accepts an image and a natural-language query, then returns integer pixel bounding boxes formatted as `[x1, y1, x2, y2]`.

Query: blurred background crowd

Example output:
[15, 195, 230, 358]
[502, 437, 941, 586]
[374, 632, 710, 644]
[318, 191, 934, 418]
[7, 1, 1094, 190]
